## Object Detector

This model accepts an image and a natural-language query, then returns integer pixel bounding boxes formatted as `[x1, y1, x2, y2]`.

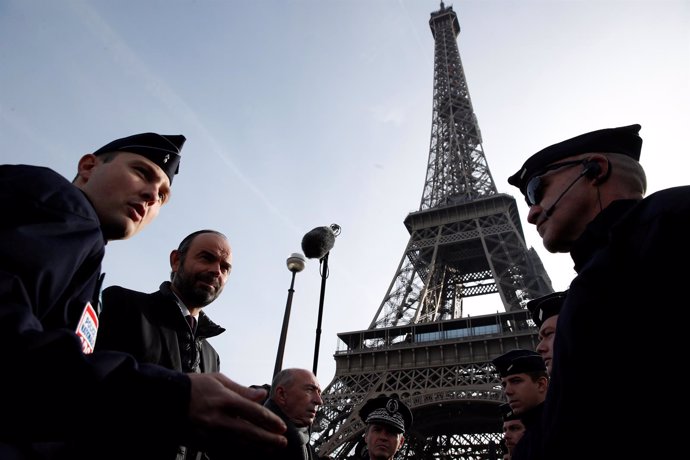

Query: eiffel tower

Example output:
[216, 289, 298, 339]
[312, 3, 553, 459]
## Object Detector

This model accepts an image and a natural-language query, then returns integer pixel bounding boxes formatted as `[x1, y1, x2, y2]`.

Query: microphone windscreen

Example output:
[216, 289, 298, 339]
[301, 226, 336, 259]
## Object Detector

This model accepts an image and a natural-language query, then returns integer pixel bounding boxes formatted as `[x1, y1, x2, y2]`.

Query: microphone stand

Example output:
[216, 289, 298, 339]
[312, 251, 329, 376]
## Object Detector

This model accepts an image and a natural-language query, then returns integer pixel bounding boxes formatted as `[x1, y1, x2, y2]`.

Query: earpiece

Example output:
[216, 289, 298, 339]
[583, 158, 612, 184]
[583, 160, 602, 179]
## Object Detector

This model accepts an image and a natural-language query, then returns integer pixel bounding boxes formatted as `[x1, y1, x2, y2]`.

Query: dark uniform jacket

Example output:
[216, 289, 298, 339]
[541, 187, 690, 460]
[510, 402, 543, 460]
[96, 282, 225, 460]
[0, 165, 191, 460]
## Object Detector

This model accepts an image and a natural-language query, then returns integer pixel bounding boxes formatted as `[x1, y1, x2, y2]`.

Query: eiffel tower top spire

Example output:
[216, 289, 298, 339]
[364, 2, 552, 329]
[421, 2, 497, 211]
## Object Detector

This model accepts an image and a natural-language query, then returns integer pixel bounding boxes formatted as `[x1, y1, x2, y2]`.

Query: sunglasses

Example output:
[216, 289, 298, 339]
[525, 160, 584, 206]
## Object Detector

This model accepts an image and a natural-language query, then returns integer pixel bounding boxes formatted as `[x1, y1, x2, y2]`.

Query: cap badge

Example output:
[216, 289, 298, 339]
[386, 399, 399, 414]
[163, 153, 170, 164]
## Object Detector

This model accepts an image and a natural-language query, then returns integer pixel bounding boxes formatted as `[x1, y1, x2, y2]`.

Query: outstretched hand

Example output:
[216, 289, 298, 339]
[187, 373, 287, 450]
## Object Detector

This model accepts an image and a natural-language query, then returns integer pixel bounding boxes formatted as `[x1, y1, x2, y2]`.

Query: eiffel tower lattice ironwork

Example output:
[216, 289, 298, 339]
[312, 3, 554, 459]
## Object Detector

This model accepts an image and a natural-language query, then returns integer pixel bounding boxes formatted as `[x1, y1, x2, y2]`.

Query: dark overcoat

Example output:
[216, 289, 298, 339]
[96, 282, 225, 374]
[96, 282, 225, 460]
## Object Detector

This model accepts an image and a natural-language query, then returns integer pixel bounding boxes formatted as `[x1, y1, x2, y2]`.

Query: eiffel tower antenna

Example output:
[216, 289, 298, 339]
[312, 3, 554, 459]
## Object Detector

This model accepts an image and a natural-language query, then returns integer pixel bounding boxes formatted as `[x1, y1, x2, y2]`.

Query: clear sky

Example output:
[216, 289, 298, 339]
[2, 0, 688, 389]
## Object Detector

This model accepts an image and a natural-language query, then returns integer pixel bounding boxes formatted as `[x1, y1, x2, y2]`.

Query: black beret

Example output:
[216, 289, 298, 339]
[499, 402, 520, 422]
[93, 132, 186, 185]
[492, 349, 546, 378]
[359, 394, 413, 434]
[508, 124, 642, 195]
[527, 291, 566, 328]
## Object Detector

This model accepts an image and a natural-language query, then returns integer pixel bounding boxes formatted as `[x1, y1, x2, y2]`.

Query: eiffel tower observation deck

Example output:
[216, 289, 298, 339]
[311, 3, 554, 459]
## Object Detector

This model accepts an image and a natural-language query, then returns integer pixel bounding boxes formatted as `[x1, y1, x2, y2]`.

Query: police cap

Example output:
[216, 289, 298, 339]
[93, 132, 185, 185]
[508, 124, 642, 196]
[527, 291, 566, 329]
[359, 394, 413, 434]
[492, 349, 546, 378]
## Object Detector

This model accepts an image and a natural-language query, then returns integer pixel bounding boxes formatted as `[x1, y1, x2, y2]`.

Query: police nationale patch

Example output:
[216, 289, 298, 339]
[76, 302, 99, 354]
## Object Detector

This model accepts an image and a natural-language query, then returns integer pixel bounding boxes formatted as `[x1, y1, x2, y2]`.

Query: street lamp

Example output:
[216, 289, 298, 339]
[273, 252, 306, 377]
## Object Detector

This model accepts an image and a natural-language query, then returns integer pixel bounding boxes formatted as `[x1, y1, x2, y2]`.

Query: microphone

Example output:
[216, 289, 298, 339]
[301, 224, 341, 259]
[301, 224, 341, 375]
[544, 170, 588, 218]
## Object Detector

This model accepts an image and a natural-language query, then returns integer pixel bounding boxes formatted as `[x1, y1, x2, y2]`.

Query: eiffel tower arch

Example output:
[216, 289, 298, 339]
[312, 3, 553, 459]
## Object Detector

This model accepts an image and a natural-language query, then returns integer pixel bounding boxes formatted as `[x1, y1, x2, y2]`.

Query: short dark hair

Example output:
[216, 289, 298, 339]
[177, 229, 226, 255]
[71, 151, 120, 183]
[170, 229, 227, 281]
[524, 369, 549, 382]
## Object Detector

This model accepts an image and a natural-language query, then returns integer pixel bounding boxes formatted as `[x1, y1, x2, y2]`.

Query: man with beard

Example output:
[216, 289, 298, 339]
[95, 229, 232, 459]
[500, 403, 525, 459]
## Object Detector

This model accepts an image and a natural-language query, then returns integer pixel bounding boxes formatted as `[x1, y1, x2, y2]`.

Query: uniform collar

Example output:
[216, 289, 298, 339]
[571, 199, 640, 272]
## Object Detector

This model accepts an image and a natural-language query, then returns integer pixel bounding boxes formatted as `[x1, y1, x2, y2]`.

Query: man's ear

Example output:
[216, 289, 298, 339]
[76, 154, 98, 184]
[584, 154, 611, 185]
[275, 385, 288, 404]
[170, 250, 180, 273]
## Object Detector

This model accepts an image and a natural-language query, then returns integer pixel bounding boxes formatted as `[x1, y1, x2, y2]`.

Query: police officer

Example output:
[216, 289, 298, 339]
[500, 402, 525, 460]
[527, 291, 566, 375]
[508, 123, 689, 459]
[492, 349, 548, 460]
[358, 394, 413, 460]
